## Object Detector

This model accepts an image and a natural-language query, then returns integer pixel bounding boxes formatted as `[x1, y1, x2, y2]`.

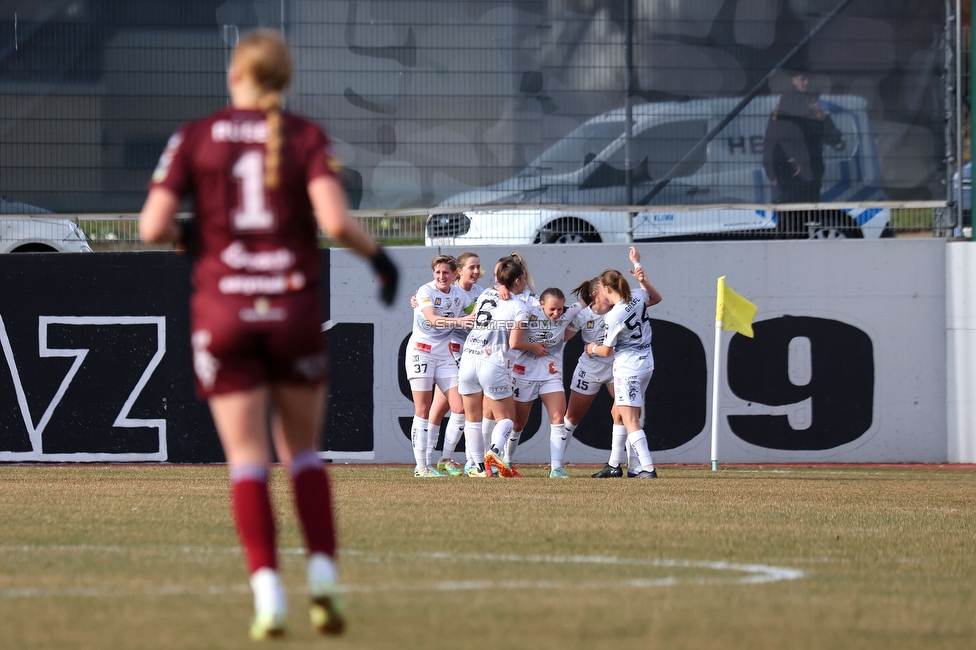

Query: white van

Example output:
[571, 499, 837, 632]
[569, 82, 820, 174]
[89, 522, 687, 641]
[426, 94, 891, 244]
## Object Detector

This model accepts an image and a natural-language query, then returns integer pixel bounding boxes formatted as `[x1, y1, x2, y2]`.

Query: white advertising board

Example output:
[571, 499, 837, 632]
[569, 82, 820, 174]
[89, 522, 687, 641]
[329, 239, 948, 465]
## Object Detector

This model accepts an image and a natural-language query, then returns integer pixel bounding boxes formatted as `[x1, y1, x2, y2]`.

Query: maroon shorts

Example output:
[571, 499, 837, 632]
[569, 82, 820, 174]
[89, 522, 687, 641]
[190, 290, 328, 398]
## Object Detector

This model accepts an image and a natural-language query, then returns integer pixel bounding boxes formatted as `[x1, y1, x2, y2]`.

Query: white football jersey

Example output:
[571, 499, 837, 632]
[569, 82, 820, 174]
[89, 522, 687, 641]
[603, 287, 654, 375]
[408, 281, 471, 359]
[462, 288, 527, 368]
[516, 287, 540, 307]
[449, 283, 485, 356]
[571, 304, 613, 366]
[505, 287, 539, 364]
[512, 302, 583, 381]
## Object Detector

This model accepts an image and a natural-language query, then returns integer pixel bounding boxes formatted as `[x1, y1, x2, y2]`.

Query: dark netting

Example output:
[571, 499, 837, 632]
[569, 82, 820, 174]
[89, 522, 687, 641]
[0, 0, 951, 219]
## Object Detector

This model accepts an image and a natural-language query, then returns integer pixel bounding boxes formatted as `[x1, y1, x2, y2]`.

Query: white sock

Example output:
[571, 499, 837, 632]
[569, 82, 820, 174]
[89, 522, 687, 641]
[463, 415, 474, 465]
[443, 412, 465, 457]
[466, 421, 484, 464]
[626, 438, 641, 473]
[609, 424, 628, 466]
[627, 429, 654, 471]
[307, 552, 338, 597]
[250, 567, 287, 617]
[411, 416, 428, 469]
[563, 418, 577, 444]
[482, 418, 496, 453]
[549, 423, 567, 469]
[426, 422, 441, 467]
[503, 429, 522, 463]
[490, 418, 514, 454]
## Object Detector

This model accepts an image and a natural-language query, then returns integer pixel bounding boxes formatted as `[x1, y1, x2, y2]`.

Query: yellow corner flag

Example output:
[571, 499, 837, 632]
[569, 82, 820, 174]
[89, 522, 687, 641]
[716, 276, 757, 338]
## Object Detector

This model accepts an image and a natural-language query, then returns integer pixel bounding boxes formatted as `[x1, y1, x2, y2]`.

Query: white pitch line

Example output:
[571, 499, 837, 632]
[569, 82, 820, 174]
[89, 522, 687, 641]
[0, 546, 804, 599]
[340, 550, 805, 584]
[0, 585, 252, 599]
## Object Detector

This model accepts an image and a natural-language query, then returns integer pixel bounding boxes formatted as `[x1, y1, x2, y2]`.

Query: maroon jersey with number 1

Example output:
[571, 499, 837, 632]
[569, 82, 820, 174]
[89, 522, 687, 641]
[150, 107, 339, 397]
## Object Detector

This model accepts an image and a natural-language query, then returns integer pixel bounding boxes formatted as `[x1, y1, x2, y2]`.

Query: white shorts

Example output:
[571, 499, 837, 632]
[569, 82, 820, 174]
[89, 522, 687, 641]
[613, 370, 652, 408]
[406, 353, 458, 393]
[458, 357, 513, 399]
[569, 355, 614, 396]
[512, 376, 563, 402]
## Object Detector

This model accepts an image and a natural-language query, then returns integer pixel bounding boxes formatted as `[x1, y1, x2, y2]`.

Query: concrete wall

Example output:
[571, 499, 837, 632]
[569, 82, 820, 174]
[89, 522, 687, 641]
[331, 239, 951, 465]
[3, 240, 971, 464]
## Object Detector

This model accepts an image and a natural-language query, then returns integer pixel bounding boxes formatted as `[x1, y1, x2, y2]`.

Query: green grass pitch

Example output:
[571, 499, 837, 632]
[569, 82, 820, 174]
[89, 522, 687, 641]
[1, 464, 974, 649]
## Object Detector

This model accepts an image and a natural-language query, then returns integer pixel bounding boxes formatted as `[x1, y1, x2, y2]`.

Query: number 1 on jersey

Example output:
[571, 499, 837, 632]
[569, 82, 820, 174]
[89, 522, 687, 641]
[231, 150, 276, 232]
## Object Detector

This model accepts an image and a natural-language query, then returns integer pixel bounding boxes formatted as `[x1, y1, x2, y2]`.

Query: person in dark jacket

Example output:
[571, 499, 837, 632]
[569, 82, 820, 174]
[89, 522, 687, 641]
[763, 72, 843, 235]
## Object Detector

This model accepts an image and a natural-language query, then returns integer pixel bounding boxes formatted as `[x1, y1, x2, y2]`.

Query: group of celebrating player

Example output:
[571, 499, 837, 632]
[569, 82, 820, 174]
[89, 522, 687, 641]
[405, 247, 663, 479]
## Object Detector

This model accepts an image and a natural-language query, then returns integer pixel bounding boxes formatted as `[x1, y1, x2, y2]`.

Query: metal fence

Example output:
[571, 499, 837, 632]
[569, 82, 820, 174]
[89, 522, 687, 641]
[0, 202, 954, 253]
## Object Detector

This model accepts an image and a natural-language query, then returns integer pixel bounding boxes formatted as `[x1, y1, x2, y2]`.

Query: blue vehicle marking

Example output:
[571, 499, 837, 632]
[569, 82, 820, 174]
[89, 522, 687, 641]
[850, 207, 882, 226]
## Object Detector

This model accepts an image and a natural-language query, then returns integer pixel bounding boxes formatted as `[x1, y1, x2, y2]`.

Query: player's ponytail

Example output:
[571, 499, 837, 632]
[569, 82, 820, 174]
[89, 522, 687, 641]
[504, 252, 534, 291]
[258, 93, 283, 189]
[571, 277, 600, 306]
[232, 29, 293, 190]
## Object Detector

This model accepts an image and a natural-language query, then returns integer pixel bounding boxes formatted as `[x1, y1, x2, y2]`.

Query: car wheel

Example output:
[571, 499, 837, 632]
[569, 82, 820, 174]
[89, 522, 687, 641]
[10, 243, 58, 252]
[810, 211, 862, 239]
[536, 218, 601, 244]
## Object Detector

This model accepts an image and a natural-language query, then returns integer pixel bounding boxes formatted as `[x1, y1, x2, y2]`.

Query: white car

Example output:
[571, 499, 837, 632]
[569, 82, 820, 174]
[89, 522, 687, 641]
[426, 205, 892, 246]
[427, 94, 891, 244]
[1, 198, 92, 253]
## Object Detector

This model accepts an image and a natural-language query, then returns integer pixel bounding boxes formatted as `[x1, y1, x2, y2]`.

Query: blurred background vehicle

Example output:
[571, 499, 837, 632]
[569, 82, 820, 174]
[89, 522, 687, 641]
[0, 198, 92, 253]
[426, 205, 890, 246]
[427, 95, 889, 245]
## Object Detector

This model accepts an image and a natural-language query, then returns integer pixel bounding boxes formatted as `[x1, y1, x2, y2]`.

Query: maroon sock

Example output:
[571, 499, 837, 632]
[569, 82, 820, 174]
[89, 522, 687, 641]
[291, 464, 337, 558]
[230, 476, 278, 573]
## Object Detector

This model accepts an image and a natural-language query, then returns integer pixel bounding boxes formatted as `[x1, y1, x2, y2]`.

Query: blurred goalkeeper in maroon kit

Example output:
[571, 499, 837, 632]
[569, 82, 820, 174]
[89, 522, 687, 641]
[139, 29, 398, 641]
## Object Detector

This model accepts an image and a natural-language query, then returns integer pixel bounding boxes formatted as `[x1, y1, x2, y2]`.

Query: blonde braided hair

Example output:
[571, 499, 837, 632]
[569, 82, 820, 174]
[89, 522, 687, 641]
[231, 30, 292, 189]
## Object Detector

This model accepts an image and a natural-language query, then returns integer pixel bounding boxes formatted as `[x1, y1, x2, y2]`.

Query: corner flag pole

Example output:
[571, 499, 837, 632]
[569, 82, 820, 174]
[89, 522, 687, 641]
[711, 276, 757, 471]
[710, 315, 723, 472]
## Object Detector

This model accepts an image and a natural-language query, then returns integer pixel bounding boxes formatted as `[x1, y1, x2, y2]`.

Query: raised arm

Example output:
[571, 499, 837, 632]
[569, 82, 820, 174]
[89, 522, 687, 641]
[631, 267, 662, 306]
[628, 246, 662, 306]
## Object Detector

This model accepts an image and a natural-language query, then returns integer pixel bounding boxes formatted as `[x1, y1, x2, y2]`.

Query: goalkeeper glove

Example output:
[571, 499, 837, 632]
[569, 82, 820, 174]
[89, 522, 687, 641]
[175, 218, 198, 258]
[370, 246, 399, 307]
